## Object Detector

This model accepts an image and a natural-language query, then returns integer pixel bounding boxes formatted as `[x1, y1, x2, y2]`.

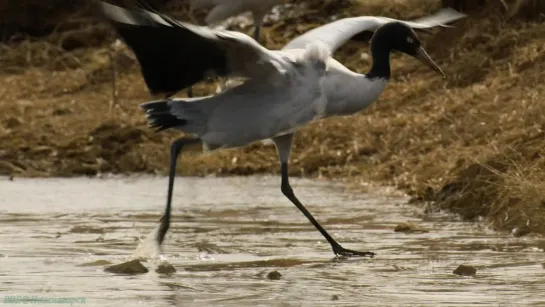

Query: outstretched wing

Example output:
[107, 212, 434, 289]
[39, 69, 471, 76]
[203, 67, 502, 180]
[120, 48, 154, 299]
[93, 0, 284, 98]
[282, 7, 466, 53]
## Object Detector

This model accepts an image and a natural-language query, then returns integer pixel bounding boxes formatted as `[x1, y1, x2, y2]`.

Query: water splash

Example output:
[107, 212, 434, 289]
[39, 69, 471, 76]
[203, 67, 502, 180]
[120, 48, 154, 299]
[131, 224, 162, 261]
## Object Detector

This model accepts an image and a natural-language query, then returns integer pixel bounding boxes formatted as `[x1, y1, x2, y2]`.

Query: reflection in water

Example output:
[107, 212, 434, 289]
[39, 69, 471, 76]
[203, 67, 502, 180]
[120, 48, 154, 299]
[0, 175, 544, 307]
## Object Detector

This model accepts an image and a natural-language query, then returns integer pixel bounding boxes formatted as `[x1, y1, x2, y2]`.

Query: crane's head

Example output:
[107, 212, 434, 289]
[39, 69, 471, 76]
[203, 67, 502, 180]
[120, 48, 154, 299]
[373, 22, 445, 78]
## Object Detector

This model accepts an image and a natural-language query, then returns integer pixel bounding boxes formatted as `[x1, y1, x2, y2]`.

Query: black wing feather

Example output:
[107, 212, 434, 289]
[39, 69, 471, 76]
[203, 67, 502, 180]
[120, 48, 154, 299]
[94, 0, 229, 98]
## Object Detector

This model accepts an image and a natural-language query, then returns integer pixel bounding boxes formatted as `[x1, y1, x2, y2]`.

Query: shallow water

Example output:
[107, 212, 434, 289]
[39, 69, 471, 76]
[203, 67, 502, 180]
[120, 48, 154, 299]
[0, 175, 544, 307]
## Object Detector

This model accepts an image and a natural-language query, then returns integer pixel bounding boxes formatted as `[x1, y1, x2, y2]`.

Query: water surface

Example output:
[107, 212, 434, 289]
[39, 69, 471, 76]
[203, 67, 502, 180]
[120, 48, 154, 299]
[0, 176, 544, 306]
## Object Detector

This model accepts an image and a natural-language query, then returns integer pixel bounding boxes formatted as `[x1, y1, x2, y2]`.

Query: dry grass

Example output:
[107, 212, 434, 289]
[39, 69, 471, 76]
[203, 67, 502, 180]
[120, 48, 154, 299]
[1, 0, 545, 235]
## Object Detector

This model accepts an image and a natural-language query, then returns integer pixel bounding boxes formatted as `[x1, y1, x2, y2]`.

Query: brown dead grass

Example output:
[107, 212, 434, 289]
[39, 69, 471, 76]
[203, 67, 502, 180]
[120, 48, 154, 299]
[1, 0, 545, 235]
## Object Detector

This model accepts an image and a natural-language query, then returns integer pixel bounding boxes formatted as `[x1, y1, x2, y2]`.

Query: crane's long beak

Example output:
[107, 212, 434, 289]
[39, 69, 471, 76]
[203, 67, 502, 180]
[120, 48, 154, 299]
[414, 46, 445, 79]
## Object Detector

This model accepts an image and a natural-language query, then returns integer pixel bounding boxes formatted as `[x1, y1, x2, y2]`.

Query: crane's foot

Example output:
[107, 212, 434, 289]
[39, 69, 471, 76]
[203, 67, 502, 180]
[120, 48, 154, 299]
[332, 244, 376, 258]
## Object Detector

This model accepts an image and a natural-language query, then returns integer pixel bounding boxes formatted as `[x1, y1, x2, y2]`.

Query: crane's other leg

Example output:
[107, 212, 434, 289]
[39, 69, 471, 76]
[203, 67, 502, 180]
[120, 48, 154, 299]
[253, 24, 261, 43]
[272, 134, 376, 258]
[157, 137, 201, 246]
[187, 87, 193, 98]
[252, 15, 264, 43]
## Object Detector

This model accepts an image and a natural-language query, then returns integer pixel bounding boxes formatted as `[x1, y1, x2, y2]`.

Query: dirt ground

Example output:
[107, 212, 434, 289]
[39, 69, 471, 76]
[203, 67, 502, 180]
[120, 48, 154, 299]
[1, 0, 544, 236]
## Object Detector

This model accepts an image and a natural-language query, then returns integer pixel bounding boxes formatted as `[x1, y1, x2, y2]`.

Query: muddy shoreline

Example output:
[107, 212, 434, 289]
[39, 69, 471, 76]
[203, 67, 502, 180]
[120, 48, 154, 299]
[1, 0, 545, 236]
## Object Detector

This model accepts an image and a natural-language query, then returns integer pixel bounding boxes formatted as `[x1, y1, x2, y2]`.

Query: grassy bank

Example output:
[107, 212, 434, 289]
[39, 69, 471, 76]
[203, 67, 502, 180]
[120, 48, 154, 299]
[1, 0, 544, 236]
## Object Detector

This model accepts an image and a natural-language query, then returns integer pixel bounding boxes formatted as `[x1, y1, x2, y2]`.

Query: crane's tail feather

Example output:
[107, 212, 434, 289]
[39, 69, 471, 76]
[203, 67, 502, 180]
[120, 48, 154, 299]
[140, 100, 187, 132]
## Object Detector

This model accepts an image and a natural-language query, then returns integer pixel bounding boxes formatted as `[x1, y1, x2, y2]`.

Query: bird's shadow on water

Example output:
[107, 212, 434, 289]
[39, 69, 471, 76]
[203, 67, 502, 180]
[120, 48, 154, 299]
[174, 252, 377, 274]
[330, 255, 376, 263]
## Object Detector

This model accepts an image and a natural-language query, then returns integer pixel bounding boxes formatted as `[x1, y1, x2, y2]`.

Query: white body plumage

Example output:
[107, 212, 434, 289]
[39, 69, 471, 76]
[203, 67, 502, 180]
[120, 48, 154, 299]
[161, 42, 387, 151]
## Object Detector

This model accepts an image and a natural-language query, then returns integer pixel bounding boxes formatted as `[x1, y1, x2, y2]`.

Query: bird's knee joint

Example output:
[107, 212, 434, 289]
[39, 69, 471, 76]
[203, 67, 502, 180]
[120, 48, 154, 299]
[281, 183, 293, 196]
[170, 143, 184, 156]
[171, 138, 185, 148]
[171, 138, 199, 155]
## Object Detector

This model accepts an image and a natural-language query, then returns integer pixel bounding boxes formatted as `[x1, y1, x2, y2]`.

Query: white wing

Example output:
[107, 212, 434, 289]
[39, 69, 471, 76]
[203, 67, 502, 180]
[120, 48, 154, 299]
[282, 7, 467, 53]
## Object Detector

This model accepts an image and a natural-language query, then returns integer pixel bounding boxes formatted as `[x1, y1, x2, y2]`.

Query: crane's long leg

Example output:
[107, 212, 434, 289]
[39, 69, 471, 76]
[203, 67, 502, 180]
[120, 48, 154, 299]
[272, 133, 375, 258]
[157, 137, 201, 246]
[187, 87, 193, 98]
[252, 15, 264, 44]
[253, 24, 261, 43]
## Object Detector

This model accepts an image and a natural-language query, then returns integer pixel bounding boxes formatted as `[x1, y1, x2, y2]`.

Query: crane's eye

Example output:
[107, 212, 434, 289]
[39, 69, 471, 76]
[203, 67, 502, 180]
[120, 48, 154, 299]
[406, 36, 415, 44]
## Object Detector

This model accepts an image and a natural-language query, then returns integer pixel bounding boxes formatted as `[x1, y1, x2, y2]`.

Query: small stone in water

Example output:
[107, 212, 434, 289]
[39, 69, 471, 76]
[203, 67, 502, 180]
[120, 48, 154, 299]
[453, 264, 477, 276]
[156, 263, 176, 274]
[512, 226, 531, 238]
[267, 270, 282, 280]
[394, 222, 429, 233]
[331, 294, 340, 301]
[104, 259, 149, 275]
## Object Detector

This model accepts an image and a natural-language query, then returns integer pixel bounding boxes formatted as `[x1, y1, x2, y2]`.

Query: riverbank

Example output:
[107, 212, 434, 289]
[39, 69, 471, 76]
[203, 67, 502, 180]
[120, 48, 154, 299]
[1, 0, 544, 236]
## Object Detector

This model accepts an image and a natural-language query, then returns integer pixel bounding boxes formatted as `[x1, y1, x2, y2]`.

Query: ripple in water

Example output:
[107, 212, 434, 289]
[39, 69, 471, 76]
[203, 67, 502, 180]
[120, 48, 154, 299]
[0, 175, 544, 307]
